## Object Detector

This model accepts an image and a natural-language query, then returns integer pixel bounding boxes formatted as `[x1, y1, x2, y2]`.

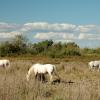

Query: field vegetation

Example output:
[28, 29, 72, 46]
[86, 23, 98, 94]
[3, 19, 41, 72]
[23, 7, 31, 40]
[0, 35, 100, 100]
[0, 35, 100, 57]
[0, 56, 100, 100]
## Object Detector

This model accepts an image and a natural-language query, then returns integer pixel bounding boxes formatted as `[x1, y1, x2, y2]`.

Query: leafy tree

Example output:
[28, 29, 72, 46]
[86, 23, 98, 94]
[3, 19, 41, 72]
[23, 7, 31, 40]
[0, 35, 28, 56]
[12, 35, 28, 54]
[0, 42, 10, 56]
[31, 40, 53, 54]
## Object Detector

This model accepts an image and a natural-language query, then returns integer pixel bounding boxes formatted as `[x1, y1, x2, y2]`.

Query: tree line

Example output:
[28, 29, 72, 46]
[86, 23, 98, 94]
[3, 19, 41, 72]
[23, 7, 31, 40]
[0, 35, 100, 58]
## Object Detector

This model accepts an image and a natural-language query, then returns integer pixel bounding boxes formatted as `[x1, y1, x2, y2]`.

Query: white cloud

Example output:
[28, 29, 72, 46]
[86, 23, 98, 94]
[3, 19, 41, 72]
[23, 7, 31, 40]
[54, 39, 73, 43]
[0, 21, 100, 43]
[78, 33, 100, 40]
[0, 33, 13, 38]
[21, 22, 76, 32]
[0, 31, 22, 39]
[76, 25, 97, 33]
[34, 32, 76, 40]
[22, 22, 48, 31]
[0, 22, 19, 31]
[0, 22, 24, 40]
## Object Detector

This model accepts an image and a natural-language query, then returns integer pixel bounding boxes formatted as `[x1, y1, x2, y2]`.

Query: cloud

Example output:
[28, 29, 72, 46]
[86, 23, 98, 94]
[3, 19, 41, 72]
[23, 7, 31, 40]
[0, 22, 20, 31]
[76, 25, 97, 33]
[21, 22, 76, 32]
[54, 39, 73, 43]
[34, 32, 76, 40]
[0, 31, 22, 40]
[78, 33, 100, 40]
[21, 22, 49, 31]
[0, 22, 22, 40]
[0, 21, 100, 43]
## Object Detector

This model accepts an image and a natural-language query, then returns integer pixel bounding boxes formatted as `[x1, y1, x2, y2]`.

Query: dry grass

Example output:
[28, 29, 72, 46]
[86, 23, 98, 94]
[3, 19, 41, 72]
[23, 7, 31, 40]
[0, 56, 100, 100]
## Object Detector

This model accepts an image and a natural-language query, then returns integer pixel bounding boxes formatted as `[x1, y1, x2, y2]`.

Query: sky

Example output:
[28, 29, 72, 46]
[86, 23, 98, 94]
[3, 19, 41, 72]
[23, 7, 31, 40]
[0, 0, 100, 48]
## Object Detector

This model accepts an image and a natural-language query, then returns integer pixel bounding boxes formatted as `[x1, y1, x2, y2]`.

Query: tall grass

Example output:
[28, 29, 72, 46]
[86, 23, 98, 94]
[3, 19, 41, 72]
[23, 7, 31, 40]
[0, 58, 100, 100]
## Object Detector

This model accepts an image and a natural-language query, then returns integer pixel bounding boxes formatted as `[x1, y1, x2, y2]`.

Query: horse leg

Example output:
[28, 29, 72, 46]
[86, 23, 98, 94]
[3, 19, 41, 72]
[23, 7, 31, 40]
[98, 65, 100, 72]
[40, 73, 45, 82]
[35, 72, 38, 80]
[36, 73, 41, 81]
[49, 73, 53, 82]
[42, 74, 45, 82]
[35, 73, 44, 82]
[26, 74, 29, 81]
[40, 73, 43, 82]
[3, 64, 5, 68]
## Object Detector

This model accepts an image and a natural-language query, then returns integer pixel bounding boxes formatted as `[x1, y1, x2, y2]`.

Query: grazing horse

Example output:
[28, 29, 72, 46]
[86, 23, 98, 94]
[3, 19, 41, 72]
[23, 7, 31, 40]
[26, 63, 59, 82]
[0, 59, 10, 68]
[88, 61, 100, 71]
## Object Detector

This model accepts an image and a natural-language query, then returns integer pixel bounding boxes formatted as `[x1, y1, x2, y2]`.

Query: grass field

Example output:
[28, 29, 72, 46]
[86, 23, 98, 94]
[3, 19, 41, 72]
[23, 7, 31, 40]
[0, 56, 100, 100]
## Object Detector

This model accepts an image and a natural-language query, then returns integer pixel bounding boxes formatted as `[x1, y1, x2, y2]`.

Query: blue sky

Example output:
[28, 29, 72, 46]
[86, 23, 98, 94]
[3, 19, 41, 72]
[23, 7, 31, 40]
[0, 0, 100, 48]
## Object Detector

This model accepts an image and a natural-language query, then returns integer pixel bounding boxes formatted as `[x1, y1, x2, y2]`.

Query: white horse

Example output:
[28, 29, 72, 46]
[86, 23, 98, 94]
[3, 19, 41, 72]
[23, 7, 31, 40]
[88, 61, 100, 71]
[26, 63, 58, 82]
[0, 59, 10, 68]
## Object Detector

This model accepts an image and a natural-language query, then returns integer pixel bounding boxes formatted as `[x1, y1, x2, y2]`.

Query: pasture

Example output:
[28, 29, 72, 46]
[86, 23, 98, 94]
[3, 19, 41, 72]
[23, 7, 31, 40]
[0, 56, 100, 100]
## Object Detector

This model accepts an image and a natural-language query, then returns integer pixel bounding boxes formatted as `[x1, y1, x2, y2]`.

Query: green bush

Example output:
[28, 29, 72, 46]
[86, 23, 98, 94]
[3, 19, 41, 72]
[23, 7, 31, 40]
[0, 35, 100, 57]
